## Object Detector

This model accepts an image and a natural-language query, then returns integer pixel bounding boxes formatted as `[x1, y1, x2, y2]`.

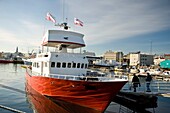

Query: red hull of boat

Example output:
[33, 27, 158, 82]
[26, 71, 127, 112]
[26, 83, 101, 113]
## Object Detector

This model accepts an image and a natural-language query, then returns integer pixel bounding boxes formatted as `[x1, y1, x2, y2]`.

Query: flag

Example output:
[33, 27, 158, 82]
[46, 12, 56, 23]
[74, 18, 83, 27]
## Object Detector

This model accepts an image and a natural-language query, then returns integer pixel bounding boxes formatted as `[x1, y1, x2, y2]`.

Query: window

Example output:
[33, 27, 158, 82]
[56, 62, 61, 68]
[81, 63, 84, 68]
[51, 62, 55, 67]
[45, 62, 47, 67]
[73, 63, 76, 68]
[77, 63, 80, 68]
[68, 63, 71, 68]
[37, 63, 39, 68]
[62, 62, 66, 68]
[85, 64, 88, 69]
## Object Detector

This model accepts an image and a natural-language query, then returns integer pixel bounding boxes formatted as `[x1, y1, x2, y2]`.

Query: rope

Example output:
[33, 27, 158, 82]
[0, 104, 26, 113]
[0, 84, 26, 112]
[0, 84, 25, 94]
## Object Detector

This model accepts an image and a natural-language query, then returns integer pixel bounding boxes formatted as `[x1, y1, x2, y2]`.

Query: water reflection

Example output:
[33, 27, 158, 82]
[13, 64, 18, 72]
[25, 83, 100, 113]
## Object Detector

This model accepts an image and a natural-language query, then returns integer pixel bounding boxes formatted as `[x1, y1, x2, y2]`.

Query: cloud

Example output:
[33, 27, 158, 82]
[0, 0, 170, 53]
[0, 29, 19, 44]
[0, 19, 43, 52]
[67, 0, 170, 45]
[0, 28, 22, 52]
[20, 20, 42, 31]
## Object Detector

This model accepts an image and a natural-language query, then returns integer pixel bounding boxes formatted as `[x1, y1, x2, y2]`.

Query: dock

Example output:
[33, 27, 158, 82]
[112, 91, 157, 112]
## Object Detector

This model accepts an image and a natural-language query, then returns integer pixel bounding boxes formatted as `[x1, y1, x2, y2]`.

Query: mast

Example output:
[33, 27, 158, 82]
[150, 40, 152, 55]
[62, 0, 65, 22]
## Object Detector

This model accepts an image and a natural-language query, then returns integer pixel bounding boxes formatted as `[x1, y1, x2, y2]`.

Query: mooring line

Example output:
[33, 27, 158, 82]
[0, 104, 26, 113]
[0, 83, 25, 94]
[0, 84, 27, 112]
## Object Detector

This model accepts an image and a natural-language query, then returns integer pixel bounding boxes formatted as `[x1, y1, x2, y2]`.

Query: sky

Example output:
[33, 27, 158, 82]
[0, 0, 170, 56]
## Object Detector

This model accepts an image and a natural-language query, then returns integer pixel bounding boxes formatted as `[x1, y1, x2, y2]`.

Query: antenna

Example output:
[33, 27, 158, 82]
[55, 0, 69, 30]
[150, 40, 152, 55]
[55, 22, 70, 30]
[62, 0, 65, 22]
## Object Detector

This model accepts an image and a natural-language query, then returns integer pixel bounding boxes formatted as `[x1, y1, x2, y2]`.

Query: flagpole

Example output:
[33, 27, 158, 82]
[62, 0, 65, 22]
[42, 15, 47, 53]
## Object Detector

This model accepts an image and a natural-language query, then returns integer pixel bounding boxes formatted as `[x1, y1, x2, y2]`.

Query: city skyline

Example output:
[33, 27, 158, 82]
[0, 0, 170, 56]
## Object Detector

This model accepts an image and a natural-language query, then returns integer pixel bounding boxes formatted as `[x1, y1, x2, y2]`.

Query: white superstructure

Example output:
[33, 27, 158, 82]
[31, 27, 89, 77]
[42, 29, 85, 48]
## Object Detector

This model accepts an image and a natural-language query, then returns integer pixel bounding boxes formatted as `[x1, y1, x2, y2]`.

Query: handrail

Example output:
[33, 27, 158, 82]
[125, 81, 170, 94]
[49, 73, 128, 81]
[27, 67, 128, 82]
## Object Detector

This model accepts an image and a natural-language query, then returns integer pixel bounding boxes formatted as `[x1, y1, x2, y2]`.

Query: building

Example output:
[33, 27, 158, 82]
[83, 50, 95, 56]
[0, 52, 3, 58]
[103, 50, 123, 63]
[129, 51, 154, 66]
[129, 52, 140, 66]
[123, 54, 130, 66]
[140, 54, 154, 66]
[164, 54, 170, 60]
[1, 52, 12, 59]
[83, 50, 96, 65]
[154, 55, 165, 65]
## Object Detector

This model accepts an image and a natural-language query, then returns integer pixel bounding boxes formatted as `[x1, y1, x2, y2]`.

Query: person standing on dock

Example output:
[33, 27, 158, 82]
[146, 73, 152, 92]
[132, 74, 141, 92]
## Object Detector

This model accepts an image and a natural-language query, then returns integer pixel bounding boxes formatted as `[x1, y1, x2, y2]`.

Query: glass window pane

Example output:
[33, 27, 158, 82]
[56, 62, 61, 68]
[51, 62, 55, 67]
[81, 63, 84, 68]
[77, 63, 80, 68]
[62, 62, 66, 68]
[85, 64, 88, 69]
[68, 63, 71, 68]
[73, 63, 76, 68]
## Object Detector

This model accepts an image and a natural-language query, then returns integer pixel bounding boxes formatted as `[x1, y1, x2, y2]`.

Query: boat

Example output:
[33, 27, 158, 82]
[21, 58, 32, 68]
[159, 93, 170, 98]
[0, 58, 13, 63]
[12, 56, 24, 64]
[25, 22, 127, 112]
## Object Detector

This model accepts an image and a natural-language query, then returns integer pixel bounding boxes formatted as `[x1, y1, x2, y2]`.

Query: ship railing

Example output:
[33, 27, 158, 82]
[124, 80, 170, 94]
[49, 74, 128, 82]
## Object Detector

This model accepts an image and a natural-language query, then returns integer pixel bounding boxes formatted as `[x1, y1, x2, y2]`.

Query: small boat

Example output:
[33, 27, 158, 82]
[13, 56, 24, 64]
[25, 22, 127, 112]
[0, 59, 13, 63]
[21, 58, 32, 68]
[22, 58, 32, 66]
[159, 93, 170, 98]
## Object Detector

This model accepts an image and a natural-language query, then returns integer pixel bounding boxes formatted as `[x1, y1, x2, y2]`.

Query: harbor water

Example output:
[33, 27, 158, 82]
[0, 64, 170, 113]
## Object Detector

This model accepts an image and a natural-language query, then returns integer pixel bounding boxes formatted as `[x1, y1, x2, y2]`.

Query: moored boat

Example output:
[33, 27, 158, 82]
[25, 22, 127, 112]
[21, 58, 32, 68]
[0, 59, 13, 63]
